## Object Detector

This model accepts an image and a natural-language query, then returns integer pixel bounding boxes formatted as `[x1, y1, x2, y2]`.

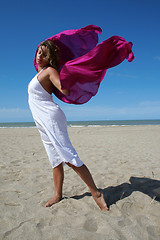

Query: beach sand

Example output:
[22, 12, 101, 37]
[0, 125, 160, 240]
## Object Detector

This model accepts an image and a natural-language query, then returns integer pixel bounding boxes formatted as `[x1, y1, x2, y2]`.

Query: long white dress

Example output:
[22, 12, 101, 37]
[28, 68, 83, 168]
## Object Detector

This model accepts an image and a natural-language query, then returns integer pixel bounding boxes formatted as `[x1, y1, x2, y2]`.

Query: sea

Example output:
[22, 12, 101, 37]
[0, 119, 160, 128]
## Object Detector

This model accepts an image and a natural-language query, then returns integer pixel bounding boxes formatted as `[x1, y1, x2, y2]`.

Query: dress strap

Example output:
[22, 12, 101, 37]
[37, 67, 46, 76]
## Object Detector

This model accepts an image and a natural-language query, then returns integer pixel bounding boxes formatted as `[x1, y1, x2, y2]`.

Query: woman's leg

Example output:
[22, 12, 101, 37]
[45, 163, 64, 207]
[67, 163, 109, 211]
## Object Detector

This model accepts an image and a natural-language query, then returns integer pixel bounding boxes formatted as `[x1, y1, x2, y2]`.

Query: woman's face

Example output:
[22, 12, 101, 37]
[36, 45, 49, 68]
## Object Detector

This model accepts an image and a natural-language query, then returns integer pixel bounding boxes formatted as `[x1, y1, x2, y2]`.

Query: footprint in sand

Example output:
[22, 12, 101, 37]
[83, 218, 98, 232]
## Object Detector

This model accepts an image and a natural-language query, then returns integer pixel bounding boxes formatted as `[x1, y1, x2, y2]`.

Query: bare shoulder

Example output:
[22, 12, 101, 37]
[45, 67, 69, 96]
[46, 67, 59, 77]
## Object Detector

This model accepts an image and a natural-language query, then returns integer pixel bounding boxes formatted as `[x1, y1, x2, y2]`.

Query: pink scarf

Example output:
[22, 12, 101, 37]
[34, 25, 134, 104]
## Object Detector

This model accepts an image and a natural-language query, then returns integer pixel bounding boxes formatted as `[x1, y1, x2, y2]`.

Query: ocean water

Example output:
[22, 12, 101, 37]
[0, 119, 160, 128]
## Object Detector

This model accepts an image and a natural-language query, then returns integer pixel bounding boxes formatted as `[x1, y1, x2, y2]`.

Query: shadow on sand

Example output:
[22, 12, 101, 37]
[71, 176, 160, 208]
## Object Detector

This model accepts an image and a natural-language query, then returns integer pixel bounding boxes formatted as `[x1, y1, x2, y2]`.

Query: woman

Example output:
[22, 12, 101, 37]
[28, 40, 109, 211]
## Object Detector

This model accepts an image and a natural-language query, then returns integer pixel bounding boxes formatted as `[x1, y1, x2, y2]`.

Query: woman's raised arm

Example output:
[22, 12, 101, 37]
[48, 67, 70, 96]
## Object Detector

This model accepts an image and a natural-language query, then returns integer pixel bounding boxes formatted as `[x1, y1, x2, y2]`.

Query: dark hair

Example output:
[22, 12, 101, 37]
[39, 40, 60, 71]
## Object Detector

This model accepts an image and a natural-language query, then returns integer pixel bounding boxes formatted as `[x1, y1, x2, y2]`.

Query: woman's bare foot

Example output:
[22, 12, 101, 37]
[93, 191, 109, 211]
[45, 196, 62, 207]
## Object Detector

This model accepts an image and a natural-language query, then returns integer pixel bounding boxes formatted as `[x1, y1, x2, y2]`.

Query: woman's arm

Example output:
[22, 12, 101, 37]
[48, 67, 70, 96]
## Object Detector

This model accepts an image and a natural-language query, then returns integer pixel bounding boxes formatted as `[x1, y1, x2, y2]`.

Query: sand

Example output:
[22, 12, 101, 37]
[0, 125, 160, 240]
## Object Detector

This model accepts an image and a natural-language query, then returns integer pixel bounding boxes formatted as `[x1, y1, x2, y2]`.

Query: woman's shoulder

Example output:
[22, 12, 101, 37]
[46, 66, 59, 77]
[46, 66, 58, 73]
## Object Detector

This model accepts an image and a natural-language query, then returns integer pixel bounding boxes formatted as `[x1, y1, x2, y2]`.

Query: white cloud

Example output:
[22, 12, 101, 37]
[63, 101, 160, 120]
[108, 72, 137, 79]
[154, 56, 160, 61]
[139, 101, 160, 107]
[0, 101, 160, 122]
[0, 108, 33, 122]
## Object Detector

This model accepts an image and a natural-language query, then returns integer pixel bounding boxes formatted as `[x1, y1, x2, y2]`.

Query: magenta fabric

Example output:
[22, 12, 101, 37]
[34, 25, 134, 104]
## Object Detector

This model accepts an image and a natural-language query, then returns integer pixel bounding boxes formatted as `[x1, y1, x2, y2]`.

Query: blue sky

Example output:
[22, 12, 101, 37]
[0, 0, 160, 122]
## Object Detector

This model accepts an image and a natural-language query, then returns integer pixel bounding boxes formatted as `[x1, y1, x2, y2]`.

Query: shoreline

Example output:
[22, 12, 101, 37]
[0, 119, 160, 128]
[0, 125, 160, 130]
[1, 124, 160, 129]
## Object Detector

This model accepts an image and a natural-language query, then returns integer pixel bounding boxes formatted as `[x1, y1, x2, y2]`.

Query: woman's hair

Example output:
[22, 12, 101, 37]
[39, 40, 60, 71]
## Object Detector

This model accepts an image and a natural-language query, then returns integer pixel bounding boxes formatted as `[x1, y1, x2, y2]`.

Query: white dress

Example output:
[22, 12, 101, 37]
[28, 68, 83, 168]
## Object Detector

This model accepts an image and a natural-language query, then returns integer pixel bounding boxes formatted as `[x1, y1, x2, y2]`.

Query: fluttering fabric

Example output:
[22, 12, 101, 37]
[34, 25, 134, 104]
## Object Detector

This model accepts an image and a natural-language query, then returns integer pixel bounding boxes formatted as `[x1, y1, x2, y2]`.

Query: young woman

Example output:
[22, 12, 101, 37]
[28, 40, 109, 211]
